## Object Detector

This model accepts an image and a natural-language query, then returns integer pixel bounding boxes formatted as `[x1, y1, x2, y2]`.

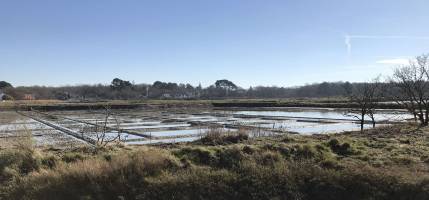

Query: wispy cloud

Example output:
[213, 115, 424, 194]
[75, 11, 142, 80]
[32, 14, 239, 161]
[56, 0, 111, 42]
[376, 58, 410, 65]
[344, 35, 351, 56]
[343, 34, 429, 57]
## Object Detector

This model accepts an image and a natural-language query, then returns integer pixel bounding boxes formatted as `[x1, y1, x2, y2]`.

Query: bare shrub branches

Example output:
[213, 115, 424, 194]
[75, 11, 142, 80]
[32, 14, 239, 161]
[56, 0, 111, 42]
[92, 105, 123, 148]
[346, 77, 382, 132]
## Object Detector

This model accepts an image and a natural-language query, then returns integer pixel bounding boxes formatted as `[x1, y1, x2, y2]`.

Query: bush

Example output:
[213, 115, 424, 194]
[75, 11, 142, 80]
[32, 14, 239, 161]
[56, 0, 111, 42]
[328, 139, 356, 156]
[319, 158, 343, 170]
[257, 151, 282, 166]
[41, 155, 58, 169]
[199, 128, 249, 145]
[217, 147, 245, 169]
[292, 144, 330, 161]
[242, 145, 255, 154]
[0, 148, 41, 182]
[174, 147, 217, 166]
[61, 152, 85, 163]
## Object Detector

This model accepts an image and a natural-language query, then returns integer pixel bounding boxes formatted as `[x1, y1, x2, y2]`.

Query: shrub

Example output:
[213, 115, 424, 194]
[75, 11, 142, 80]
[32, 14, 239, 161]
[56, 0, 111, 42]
[61, 152, 85, 163]
[242, 145, 255, 154]
[328, 139, 356, 156]
[41, 155, 58, 169]
[0, 149, 41, 177]
[217, 147, 245, 169]
[199, 128, 249, 145]
[292, 144, 330, 161]
[391, 156, 415, 165]
[319, 158, 343, 170]
[257, 151, 282, 166]
[262, 143, 291, 158]
[282, 136, 295, 143]
[174, 147, 217, 166]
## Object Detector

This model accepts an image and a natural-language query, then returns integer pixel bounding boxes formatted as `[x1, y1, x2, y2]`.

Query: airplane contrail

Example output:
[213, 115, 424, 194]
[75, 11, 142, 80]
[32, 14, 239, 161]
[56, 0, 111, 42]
[344, 34, 429, 57]
[344, 34, 352, 56]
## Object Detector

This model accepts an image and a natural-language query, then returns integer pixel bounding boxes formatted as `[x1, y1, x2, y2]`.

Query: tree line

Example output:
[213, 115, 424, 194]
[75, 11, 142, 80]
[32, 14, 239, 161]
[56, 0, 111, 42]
[0, 79, 371, 101]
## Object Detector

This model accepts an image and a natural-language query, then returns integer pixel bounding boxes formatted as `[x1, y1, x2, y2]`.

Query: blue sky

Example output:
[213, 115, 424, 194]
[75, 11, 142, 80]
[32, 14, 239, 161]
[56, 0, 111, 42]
[1, 0, 429, 88]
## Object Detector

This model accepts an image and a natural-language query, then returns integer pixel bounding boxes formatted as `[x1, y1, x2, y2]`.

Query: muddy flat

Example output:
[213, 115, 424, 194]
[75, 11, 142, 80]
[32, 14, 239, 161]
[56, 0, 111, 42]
[0, 107, 413, 148]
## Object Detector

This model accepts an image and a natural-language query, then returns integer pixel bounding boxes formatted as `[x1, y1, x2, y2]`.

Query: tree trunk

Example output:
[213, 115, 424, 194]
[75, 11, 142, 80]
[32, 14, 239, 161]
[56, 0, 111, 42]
[369, 113, 376, 128]
[360, 113, 365, 132]
[418, 113, 425, 126]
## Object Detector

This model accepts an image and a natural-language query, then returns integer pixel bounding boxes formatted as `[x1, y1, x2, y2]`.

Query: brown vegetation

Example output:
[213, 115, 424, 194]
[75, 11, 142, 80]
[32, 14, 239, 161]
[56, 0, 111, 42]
[0, 124, 428, 200]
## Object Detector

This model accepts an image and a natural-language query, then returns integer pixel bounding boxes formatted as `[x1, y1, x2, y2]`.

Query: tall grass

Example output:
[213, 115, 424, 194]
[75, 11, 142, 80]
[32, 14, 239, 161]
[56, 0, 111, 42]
[198, 127, 249, 145]
[1, 124, 429, 199]
[2, 144, 428, 200]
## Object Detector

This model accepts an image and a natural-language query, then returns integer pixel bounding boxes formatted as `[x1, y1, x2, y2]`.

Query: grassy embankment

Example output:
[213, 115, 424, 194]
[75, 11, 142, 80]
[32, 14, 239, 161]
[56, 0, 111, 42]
[0, 125, 428, 200]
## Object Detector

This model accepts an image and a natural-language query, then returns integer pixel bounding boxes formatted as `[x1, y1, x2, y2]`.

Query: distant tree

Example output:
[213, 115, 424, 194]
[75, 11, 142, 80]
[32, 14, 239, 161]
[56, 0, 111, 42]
[152, 81, 165, 89]
[152, 81, 178, 90]
[0, 81, 12, 89]
[53, 91, 71, 100]
[317, 82, 331, 97]
[79, 85, 95, 100]
[185, 84, 194, 90]
[247, 86, 255, 98]
[196, 83, 202, 98]
[215, 79, 237, 90]
[342, 81, 353, 96]
[110, 78, 132, 90]
[166, 82, 178, 90]
[215, 79, 237, 97]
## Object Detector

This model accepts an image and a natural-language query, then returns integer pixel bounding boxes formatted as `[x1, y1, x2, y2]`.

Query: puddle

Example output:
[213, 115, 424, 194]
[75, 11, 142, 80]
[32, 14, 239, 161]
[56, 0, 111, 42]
[252, 120, 320, 129]
[288, 123, 386, 134]
[147, 129, 207, 137]
[142, 128, 238, 138]
[126, 136, 200, 145]
[234, 110, 412, 121]
[1, 108, 413, 147]
[117, 121, 162, 126]
[32, 130, 87, 147]
[85, 131, 145, 141]
[121, 123, 191, 130]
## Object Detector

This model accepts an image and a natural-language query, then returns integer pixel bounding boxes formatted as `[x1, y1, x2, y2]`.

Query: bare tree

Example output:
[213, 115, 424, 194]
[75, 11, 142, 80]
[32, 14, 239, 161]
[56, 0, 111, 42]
[346, 77, 382, 132]
[93, 105, 123, 147]
[391, 54, 429, 126]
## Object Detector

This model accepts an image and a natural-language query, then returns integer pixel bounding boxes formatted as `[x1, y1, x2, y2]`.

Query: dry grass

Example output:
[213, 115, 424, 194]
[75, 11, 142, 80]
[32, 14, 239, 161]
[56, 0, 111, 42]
[0, 112, 21, 124]
[0, 125, 428, 199]
[0, 123, 35, 149]
[198, 127, 249, 145]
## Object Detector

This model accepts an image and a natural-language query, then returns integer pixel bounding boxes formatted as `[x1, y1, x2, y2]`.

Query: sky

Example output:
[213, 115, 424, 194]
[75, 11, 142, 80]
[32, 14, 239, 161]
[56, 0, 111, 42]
[1, 0, 429, 88]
